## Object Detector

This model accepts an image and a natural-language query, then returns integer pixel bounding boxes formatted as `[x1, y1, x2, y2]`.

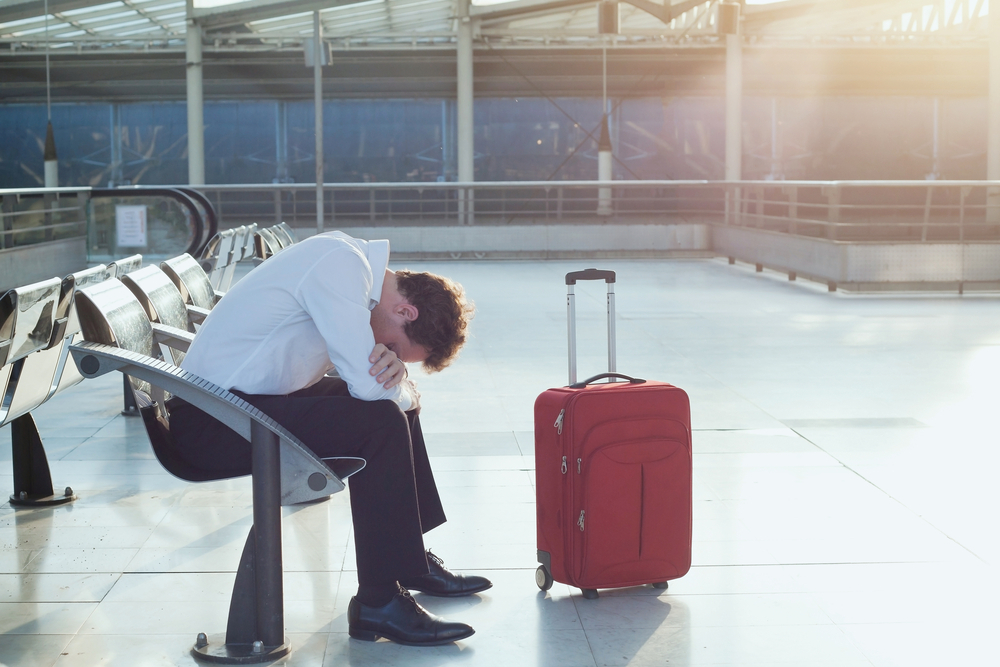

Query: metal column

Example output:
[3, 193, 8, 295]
[988, 5, 1000, 221]
[724, 30, 742, 182]
[313, 11, 325, 233]
[186, 17, 205, 186]
[456, 0, 474, 224]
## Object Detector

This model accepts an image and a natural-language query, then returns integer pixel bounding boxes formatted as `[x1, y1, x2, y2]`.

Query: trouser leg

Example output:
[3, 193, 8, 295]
[407, 411, 446, 533]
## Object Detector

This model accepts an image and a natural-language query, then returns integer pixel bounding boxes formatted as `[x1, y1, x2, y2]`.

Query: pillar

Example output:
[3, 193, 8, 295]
[313, 11, 325, 233]
[456, 0, 474, 223]
[43, 121, 58, 188]
[724, 30, 742, 181]
[186, 20, 205, 186]
[988, 4, 1000, 221]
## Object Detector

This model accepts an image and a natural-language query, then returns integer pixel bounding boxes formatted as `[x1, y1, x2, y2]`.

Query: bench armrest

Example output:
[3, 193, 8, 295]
[186, 305, 211, 327]
[69, 341, 365, 504]
[151, 323, 195, 353]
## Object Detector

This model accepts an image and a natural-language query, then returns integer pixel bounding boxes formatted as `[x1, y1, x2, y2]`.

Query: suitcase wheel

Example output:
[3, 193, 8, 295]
[581, 588, 599, 600]
[535, 566, 553, 591]
[652, 582, 669, 590]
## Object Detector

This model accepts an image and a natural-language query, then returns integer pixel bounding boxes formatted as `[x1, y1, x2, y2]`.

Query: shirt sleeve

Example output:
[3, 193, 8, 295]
[294, 245, 413, 411]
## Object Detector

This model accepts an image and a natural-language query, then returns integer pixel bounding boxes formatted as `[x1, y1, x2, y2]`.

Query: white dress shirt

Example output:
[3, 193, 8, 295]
[181, 231, 414, 411]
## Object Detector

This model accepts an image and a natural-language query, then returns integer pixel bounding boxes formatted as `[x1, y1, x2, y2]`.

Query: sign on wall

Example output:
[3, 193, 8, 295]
[115, 205, 147, 248]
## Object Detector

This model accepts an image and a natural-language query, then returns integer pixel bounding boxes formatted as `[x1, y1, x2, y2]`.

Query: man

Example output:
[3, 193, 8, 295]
[168, 231, 490, 647]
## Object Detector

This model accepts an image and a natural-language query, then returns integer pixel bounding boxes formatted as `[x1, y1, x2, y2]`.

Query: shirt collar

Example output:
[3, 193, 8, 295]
[366, 239, 390, 310]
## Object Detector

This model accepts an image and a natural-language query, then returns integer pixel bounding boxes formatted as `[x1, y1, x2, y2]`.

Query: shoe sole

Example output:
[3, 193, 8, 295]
[404, 582, 494, 598]
[349, 626, 475, 646]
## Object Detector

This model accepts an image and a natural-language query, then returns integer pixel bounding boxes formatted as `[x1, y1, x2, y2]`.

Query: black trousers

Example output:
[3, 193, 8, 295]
[167, 377, 444, 586]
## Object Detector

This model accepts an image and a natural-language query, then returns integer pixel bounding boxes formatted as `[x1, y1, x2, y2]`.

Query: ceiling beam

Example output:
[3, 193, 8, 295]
[473, 0, 708, 27]
[0, 0, 107, 24]
[192, 0, 378, 30]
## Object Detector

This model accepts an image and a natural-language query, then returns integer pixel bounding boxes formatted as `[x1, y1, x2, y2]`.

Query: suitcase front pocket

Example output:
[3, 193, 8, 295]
[575, 435, 691, 587]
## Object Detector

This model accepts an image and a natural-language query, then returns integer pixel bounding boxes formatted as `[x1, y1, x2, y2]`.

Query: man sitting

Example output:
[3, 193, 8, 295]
[169, 231, 490, 646]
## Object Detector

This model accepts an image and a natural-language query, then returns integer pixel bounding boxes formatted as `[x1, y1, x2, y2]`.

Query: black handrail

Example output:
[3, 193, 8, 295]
[174, 187, 218, 255]
[91, 187, 213, 256]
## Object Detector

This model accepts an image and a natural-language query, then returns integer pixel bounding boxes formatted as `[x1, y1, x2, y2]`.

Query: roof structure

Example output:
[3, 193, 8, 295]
[0, 0, 992, 103]
[0, 0, 990, 52]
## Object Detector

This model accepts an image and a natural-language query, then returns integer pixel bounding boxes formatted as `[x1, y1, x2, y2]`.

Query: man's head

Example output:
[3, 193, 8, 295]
[371, 270, 473, 372]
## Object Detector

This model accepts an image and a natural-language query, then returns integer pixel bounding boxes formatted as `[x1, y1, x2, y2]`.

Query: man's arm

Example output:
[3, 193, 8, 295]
[295, 247, 413, 411]
[368, 344, 421, 411]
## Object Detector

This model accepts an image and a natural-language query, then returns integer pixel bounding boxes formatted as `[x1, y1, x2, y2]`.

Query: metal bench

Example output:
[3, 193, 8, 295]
[70, 278, 364, 663]
[1, 265, 111, 507]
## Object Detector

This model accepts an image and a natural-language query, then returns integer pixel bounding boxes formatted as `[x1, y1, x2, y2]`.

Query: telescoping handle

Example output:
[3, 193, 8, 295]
[565, 269, 616, 385]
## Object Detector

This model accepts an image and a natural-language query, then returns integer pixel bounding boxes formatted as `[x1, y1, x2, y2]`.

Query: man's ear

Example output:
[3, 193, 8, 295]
[397, 302, 419, 322]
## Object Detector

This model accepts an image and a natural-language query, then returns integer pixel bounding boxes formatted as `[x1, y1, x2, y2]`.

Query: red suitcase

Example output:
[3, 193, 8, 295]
[534, 269, 692, 599]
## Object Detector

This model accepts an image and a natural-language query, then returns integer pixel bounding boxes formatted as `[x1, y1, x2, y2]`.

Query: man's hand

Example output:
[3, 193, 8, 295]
[369, 343, 407, 389]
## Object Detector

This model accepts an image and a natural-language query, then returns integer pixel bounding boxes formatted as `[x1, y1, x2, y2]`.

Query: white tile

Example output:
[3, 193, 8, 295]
[0, 602, 98, 634]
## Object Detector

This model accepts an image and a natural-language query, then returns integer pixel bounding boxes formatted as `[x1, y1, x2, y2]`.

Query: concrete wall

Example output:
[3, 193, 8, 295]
[713, 225, 1000, 291]
[337, 223, 712, 259]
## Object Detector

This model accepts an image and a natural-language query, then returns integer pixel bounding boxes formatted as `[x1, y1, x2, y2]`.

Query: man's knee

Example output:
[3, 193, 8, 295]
[360, 400, 411, 454]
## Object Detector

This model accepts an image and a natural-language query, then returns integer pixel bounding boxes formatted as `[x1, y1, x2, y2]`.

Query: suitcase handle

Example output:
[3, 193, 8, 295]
[569, 372, 646, 389]
[565, 269, 616, 285]
[566, 269, 616, 385]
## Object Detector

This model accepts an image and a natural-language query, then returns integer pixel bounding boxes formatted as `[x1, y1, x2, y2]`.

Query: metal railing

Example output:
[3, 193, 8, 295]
[194, 180, 1000, 244]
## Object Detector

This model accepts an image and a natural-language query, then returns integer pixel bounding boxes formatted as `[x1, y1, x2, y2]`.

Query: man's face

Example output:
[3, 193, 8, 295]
[370, 302, 429, 364]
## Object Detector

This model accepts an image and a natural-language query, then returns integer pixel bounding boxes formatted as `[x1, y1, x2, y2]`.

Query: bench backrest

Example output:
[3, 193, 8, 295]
[39, 264, 112, 401]
[0, 277, 62, 426]
[254, 227, 282, 261]
[239, 223, 258, 261]
[275, 222, 297, 244]
[121, 265, 192, 333]
[108, 254, 142, 279]
[270, 224, 295, 249]
[160, 253, 218, 311]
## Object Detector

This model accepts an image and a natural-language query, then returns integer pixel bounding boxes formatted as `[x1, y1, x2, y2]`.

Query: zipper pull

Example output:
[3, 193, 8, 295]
[561, 456, 567, 475]
[577, 458, 582, 474]
[577, 510, 585, 532]
[554, 409, 565, 435]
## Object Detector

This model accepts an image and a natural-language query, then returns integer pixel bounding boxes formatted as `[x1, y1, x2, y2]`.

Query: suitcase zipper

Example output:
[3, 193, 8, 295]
[554, 409, 565, 434]
[561, 456, 567, 475]
[577, 510, 585, 531]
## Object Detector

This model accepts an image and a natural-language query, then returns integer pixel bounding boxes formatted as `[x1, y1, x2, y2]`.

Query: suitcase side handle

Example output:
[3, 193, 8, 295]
[569, 372, 646, 389]
[565, 269, 616, 285]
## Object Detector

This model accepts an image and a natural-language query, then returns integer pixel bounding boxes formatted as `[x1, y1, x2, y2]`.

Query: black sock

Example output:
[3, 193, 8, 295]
[356, 581, 399, 608]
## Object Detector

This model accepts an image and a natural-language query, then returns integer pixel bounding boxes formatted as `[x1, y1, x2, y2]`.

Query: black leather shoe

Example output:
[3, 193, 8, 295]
[348, 586, 475, 646]
[398, 550, 493, 598]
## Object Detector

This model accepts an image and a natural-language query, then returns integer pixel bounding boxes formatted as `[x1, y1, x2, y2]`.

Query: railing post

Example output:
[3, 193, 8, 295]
[1, 194, 13, 249]
[782, 185, 798, 234]
[959, 185, 970, 243]
[557, 186, 563, 220]
[755, 186, 764, 228]
[921, 186, 933, 242]
[369, 189, 376, 222]
[823, 185, 841, 240]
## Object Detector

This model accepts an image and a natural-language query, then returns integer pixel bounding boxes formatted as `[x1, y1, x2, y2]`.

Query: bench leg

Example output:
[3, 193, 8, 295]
[9, 413, 76, 508]
[191, 420, 290, 664]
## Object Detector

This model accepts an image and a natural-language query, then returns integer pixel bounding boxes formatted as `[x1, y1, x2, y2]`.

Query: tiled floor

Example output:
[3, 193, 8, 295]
[2, 258, 998, 666]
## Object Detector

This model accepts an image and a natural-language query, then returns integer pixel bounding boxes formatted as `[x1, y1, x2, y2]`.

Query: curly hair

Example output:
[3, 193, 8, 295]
[395, 270, 474, 372]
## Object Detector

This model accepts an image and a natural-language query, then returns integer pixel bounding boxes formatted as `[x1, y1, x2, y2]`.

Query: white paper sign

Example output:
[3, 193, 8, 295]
[116, 205, 147, 248]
